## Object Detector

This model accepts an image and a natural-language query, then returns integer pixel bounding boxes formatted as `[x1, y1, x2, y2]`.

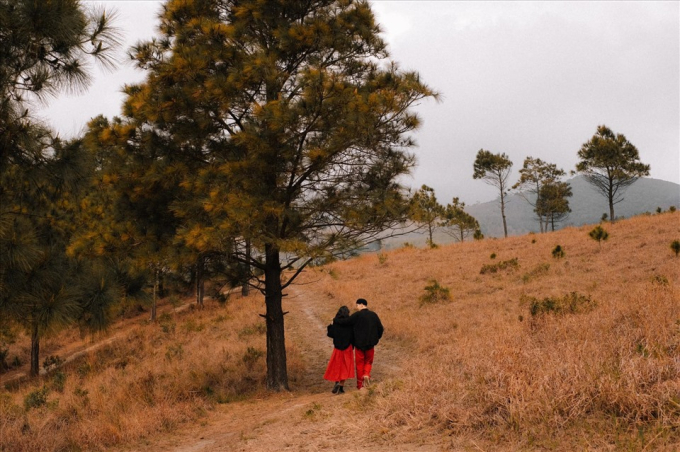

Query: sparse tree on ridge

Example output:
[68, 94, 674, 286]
[473, 149, 513, 238]
[441, 197, 480, 242]
[118, 0, 436, 391]
[575, 125, 650, 224]
[513, 157, 566, 233]
[409, 185, 445, 247]
[535, 181, 572, 231]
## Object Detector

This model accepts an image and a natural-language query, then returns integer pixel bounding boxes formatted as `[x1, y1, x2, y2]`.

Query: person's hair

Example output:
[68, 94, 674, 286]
[356, 298, 368, 306]
[335, 305, 350, 319]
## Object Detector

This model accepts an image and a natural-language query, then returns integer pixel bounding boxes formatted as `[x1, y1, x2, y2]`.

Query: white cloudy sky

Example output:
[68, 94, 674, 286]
[42, 1, 679, 205]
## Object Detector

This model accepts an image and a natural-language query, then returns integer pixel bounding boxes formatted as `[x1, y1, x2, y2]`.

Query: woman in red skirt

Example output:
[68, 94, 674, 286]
[323, 305, 355, 394]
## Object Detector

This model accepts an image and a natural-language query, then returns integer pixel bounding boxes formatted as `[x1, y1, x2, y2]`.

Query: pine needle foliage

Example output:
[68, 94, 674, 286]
[104, 0, 437, 390]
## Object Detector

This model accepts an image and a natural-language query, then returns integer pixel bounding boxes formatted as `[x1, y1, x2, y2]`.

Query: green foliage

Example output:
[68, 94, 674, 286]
[480, 258, 519, 275]
[419, 280, 452, 306]
[409, 185, 444, 247]
[650, 274, 669, 286]
[575, 125, 650, 223]
[490, 253, 497, 259]
[441, 197, 480, 242]
[670, 206, 677, 213]
[42, 355, 64, 371]
[24, 386, 50, 410]
[51, 371, 67, 393]
[473, 229, 484, 241]
[513, 157, 568, 233]
[656, 207, 663, 214]
[526, 292, 596, 317]
[377, 252, 388, 266]
[473, 149, 513, 237]
[601, 213, 608, 222]
[589, 225, 609, 245]
[552, 245, 565, 259]
[671, 240, 680, 257]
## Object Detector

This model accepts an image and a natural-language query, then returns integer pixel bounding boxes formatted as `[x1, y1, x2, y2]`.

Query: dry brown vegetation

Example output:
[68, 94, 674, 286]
[1, 212, 679, 451]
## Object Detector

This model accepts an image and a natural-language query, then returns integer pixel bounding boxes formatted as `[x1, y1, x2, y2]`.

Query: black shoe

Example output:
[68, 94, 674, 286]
[331, 382, 340, 394]
[338, 386, 345, 394]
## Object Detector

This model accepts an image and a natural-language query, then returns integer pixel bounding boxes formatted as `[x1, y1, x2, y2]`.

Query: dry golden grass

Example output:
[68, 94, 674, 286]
[1, 212, 678, 451]
[301, 212, 680, 450]
[0, 295, 304, 452]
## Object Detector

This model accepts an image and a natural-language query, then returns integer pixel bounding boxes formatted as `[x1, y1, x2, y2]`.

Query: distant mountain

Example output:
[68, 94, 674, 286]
[379, 176, 679, 248]
[466, 176, 679, 238]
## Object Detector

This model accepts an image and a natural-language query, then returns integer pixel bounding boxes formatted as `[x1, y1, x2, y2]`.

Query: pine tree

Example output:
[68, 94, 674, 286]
[441, 197, 480, 242]
[121, 0, 436, 390]
[513, 157, 566, 233]
[535, 181, 572, 231]
[576, 125, 650, 224]
[473, 149, 513, 238]
[409, 185, 445, 247]
[0, 0, 119, 376]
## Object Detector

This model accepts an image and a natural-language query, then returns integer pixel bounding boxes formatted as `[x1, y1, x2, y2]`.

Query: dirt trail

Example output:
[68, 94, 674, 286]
[115, 285, 427, 452]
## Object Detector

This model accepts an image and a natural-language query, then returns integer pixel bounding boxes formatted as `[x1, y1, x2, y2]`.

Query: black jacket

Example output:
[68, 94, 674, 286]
[336, 309, 384, 351]
[327, 316, 354, 350]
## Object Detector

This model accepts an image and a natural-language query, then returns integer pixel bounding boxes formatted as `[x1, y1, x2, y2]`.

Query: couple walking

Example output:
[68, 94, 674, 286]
[323, 298, 384, 394]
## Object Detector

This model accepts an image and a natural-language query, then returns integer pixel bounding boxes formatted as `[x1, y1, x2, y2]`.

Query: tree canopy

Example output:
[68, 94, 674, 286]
[89, 0, 436, 390]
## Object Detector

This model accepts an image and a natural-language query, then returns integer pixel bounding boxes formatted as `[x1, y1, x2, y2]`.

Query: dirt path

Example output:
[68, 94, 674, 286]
[114, 285, 427, 452]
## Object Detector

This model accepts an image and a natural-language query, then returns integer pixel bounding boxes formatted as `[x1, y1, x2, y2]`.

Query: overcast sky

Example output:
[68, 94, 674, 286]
[42, 1, 679, 205]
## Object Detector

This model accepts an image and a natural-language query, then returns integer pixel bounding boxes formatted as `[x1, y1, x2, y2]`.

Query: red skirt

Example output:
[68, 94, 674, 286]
[323, 346, 355, 381]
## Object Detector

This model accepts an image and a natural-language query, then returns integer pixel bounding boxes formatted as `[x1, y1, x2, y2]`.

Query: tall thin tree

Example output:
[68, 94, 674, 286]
[473, 149, 513, 238]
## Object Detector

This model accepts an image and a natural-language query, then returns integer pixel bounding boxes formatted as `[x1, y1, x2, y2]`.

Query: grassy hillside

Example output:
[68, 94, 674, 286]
[1, 212, 678, 451]
[304, 211, 680, 449]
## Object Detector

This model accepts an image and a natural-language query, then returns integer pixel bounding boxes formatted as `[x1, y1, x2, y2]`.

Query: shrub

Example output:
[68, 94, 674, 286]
[526, 292, 596, 317]
[656, 207, 663, 214]
[601, 213, 608, 222]
[670, 206, 677, 213]
[24, 386, 50, 410]
[651, 274, 669, 286]
[552, 245, 565, 259]
[671, 240, 680, 257]
[480, 258, 519, 274]
[490, 253, 496, 259]
[377, 252, 388, 265]
[419, 279, 452, 306]
[522, 263, 551, 283]
[589, 225, 609, 246]
[43, 355, 63, 371]
[473, 229, 484, 241]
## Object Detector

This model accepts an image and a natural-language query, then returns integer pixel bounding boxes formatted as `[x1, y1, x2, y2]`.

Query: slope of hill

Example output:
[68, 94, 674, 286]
[2, 213, 679, 451]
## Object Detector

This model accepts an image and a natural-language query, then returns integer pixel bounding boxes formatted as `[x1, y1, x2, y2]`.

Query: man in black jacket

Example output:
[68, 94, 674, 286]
[337, 298, 384, 390]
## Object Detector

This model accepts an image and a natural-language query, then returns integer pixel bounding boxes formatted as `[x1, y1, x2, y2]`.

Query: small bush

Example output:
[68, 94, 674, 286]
[651, 274, 669, 286]
[671, 240, 680, 257]
[552, 245, 565, 259]
[51, 371, 67, 393]
[656, 207, 663, 214]
[601, 213, 608, 222]
[42, 355, 63, 370]
[473, 229, 484, 241]
[24, 386, 49, 410]
[480, 258, 519, 274]
[490, 253, 496, 259]
[670, 206, 677, 213]
[589, 225, 609, 245]
[419, 279, 452, 306]
[377, 252, 388, 265]
[526, 292, 596, 317]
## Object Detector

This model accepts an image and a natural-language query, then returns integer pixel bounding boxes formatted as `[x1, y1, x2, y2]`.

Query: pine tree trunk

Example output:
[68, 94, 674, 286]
[241, 239, 251, 297]
[196, 254, 205, 308]
[263, 243, 289, 391]
[500, 191, 508, 238]
[30, 324, 40, 377]
[609, 195, 616, 224]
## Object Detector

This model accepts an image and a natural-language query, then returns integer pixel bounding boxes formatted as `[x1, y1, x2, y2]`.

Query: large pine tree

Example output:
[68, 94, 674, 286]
[114, 0, 436, 390]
